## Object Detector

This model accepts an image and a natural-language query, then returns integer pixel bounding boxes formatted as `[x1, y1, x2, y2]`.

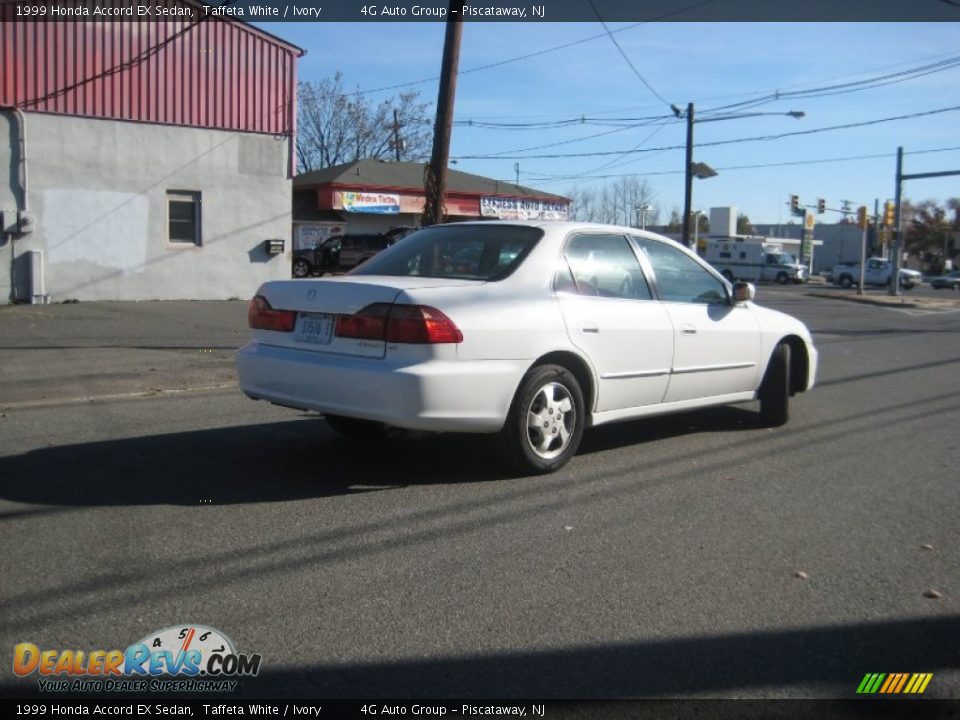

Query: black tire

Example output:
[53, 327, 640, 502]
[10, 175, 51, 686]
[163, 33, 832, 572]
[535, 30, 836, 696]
[840, 275, 853, 289]
[324, 414, 387, 439]
[722, 269, 735, 282]
[776, 271, 789, 285]
[500, 364, 585, 474]
[292, 258, 312, 278]
[758, 343, 790, 428]
[953, 282, 960, 291]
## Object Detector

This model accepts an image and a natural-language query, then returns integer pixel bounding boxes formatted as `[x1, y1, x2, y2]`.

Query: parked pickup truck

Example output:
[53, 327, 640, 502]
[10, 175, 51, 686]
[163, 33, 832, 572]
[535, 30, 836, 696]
[831, 258, 922, 289]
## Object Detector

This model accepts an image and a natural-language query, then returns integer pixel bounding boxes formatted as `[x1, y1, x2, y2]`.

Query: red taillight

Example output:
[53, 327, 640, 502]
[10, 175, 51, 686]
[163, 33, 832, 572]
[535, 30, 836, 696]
[248, 295, 296, 332]
[334, 303, 390, 340]
[386, 305, 463, 344]
[334, 304, 462, 344]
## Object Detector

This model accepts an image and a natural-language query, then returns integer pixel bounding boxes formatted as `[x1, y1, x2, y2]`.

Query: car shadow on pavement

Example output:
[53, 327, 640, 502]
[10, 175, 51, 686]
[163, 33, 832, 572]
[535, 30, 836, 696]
[578, 405, 761, 456]
[0, 406, 766, 510]
[4, 615, 954, 700]
[234, 614, 960, 699]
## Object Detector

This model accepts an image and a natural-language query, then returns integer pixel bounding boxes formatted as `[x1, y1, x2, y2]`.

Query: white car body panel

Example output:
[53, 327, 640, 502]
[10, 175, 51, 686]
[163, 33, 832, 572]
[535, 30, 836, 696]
[557, 292, 673, 411]
[661, 301, 762, 402]
[236, 221, 817, 437]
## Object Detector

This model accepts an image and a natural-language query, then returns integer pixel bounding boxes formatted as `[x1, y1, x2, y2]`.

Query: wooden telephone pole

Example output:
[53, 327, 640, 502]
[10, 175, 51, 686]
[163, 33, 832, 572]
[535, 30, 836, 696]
[422, 1, 463, 227]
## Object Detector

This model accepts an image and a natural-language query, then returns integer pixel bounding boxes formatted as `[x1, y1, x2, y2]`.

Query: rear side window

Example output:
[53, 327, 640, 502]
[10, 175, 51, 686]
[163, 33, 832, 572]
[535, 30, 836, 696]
[351, 225, 542, 281]
[560, 233, 652, 300]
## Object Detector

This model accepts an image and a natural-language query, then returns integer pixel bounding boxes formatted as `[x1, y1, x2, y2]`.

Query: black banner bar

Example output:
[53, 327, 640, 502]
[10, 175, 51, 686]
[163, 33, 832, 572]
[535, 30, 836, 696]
[1, 699, 958, 719]
[2, 0, 959, 22]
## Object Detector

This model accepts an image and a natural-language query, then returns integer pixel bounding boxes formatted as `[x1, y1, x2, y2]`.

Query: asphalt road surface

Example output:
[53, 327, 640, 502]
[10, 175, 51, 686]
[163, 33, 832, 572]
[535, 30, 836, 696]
[1, 291, 958, 700]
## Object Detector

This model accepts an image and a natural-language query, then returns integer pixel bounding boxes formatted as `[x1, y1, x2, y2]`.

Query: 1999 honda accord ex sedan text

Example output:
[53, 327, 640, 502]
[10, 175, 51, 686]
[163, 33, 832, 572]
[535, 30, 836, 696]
[237, 221, 818, 474]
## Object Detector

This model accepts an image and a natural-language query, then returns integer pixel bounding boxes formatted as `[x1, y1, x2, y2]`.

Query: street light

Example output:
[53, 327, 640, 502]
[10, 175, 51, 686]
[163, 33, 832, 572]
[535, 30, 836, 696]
[679, 103, 805, 247]
[636, 203, 652, 230]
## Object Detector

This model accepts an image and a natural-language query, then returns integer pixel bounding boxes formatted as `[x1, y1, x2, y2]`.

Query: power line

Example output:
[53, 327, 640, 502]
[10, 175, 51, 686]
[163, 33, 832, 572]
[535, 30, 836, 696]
[452, 113, 674, 130]
[393, 48, 960, 124]
[344, 0, 720, 97]
[522, 145, 960, 183]
[449, 51, 960, 131]
[698, 54, 960, 116]
[452, 105, 960, 160]
[586, 0, 674, 109]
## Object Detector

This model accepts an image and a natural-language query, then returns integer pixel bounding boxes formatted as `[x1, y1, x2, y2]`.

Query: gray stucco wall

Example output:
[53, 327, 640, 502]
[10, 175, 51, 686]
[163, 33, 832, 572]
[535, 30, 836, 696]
[1, 111, 293, 303]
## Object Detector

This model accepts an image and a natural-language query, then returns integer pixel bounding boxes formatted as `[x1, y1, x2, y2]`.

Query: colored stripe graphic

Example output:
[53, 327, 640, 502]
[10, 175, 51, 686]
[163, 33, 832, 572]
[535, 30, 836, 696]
[858, 673, 933, 694]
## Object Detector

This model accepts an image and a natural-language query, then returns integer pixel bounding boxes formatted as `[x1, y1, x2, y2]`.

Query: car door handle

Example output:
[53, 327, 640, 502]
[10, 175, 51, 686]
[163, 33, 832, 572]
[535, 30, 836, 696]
[680, 324, 697, 335]
[581, 322, 599, 334]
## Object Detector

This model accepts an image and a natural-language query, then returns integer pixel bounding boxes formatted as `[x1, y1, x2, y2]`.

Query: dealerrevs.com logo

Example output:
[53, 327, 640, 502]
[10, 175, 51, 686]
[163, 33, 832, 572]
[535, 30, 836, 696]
[13, 625, 261, 693]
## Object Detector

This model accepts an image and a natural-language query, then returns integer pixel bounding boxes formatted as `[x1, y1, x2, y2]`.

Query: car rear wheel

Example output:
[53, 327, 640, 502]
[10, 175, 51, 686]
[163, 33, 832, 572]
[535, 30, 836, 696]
[324, 414, 387, 439]
[501, 364, 585, 474]
[292, 259, 312, 278]
[776, 271, 789, 284]
[840, 275, 853, 289]
[758, 343, 790, 428]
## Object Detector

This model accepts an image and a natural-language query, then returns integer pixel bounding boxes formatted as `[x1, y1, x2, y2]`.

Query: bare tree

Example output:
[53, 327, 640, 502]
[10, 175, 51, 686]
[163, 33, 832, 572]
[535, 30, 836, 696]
[567, 178, 659, 227]
[297, 72, 433, 173]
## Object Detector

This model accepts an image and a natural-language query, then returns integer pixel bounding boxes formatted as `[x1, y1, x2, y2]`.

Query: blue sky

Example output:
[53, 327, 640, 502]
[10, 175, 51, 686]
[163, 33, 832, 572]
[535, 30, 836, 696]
[264, 21, 960, 224]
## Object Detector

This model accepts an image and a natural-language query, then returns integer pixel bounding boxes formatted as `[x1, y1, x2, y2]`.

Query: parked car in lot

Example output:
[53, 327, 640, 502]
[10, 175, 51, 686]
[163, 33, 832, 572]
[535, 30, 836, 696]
[292, 228, 414, 278]
[929, 270, 960, 290]
[831, 258, 921, 289]
[239, 222, 818, 474]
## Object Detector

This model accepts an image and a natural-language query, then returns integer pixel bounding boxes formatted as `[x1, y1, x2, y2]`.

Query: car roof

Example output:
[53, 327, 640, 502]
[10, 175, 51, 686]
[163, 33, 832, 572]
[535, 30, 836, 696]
[432, 219, 681, 242]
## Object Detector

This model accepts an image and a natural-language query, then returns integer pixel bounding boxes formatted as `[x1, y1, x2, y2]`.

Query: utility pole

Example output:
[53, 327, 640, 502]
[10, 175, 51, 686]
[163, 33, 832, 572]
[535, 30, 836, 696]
[889, 147, 904, 296]
[682, 102, 694, 248]
[873, 198, 881, 258]
[422, 1, 463, 227]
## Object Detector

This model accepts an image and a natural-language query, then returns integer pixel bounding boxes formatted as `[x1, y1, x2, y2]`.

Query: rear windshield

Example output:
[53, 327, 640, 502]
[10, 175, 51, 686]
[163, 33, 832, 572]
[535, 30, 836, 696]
[350, 224, 542, 281]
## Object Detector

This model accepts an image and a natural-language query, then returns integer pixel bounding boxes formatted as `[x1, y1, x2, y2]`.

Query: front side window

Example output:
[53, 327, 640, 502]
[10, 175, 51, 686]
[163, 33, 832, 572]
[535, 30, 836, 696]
[351, 224, 541, 281]
[168, 191, 201, 245]
[560, 233, 652, 300]
[632, 237, 728, 305]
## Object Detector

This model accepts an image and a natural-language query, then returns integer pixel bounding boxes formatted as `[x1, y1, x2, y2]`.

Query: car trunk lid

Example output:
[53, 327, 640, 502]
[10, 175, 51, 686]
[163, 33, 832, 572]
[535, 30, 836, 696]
[254, 277, 478, 359]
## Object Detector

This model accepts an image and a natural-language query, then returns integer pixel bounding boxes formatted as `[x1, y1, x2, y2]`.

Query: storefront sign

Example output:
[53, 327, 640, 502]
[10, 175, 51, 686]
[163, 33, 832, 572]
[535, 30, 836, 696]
[294, 223, 345, 251]
[341, 191, 400, 214]
[480, 196, 569, 221]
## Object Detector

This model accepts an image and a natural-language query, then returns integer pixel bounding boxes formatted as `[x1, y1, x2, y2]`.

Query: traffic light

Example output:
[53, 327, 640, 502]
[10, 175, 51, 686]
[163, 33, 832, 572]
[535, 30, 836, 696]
[789, 194, 800, 215]
[817, 198, 826, 214]
[883, 200, 896, 227]
[857, 206, 868, 230]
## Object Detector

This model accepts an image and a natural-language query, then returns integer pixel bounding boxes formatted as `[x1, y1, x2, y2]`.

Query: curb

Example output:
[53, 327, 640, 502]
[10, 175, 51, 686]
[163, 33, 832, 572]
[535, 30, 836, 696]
[805, 291, 960, 310]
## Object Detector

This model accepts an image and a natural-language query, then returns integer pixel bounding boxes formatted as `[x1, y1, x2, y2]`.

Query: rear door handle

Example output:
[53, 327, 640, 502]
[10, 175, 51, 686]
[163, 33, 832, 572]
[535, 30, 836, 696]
[680, 324, 697, 335]
[581, 322, 599, 334]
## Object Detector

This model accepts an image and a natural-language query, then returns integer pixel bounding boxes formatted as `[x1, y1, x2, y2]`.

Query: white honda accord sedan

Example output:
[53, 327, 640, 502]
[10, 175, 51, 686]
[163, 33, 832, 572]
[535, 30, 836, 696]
[237, 221, 817, 474]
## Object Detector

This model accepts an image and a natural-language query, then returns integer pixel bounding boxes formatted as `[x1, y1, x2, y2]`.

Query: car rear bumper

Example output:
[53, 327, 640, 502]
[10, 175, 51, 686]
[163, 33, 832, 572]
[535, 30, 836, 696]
[236, 341, 526, 433]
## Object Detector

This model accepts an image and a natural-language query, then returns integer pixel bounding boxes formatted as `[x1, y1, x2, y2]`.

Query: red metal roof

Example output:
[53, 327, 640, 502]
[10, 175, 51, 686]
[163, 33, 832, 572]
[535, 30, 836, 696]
[1, 2, 303, 135]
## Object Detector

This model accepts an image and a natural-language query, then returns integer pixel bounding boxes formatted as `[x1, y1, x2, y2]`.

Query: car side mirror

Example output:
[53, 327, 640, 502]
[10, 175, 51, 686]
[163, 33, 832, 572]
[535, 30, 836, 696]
[732, 281, 755, 304]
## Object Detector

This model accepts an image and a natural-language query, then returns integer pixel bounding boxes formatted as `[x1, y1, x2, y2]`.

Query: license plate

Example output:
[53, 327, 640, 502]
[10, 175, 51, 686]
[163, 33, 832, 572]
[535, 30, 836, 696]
[295, 312, 334, 345]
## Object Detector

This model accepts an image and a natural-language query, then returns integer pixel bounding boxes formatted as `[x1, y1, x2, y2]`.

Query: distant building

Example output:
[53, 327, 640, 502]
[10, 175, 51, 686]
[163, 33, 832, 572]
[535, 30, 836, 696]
[293, 159, 570, 252]
[1, 5, 303, 303]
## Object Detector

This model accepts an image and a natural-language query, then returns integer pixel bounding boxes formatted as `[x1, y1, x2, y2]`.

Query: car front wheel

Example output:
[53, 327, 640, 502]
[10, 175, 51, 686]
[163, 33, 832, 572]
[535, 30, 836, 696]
[292, 259, 312, 278]
[758, 343, 790, 427]
[501, 364, 585, 474]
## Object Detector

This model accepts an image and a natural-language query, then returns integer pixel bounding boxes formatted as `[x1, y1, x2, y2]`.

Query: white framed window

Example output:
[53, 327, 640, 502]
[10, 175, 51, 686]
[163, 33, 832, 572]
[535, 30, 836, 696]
[167, 191, 202, 246]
